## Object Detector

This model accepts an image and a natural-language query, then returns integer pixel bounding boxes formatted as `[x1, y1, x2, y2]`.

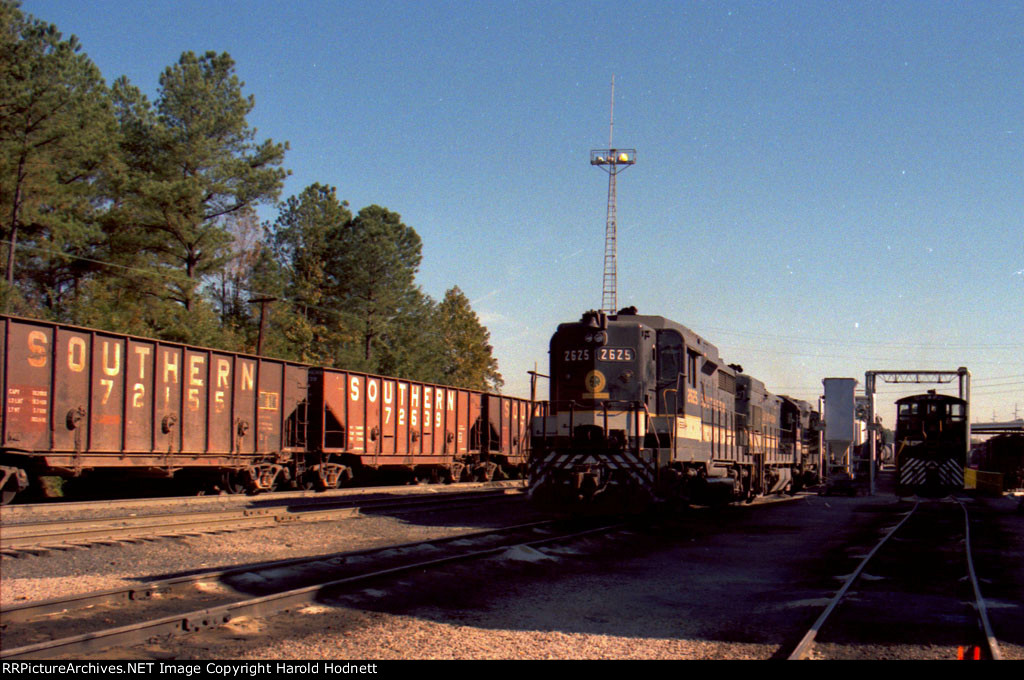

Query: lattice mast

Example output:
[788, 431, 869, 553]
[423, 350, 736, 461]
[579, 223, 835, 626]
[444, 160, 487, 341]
[590, 76, 635, 315]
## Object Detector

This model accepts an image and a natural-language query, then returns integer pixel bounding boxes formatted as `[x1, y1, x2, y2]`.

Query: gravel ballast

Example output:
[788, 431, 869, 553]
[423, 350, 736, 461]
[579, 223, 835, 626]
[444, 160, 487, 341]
[4, 490, 1023, 660]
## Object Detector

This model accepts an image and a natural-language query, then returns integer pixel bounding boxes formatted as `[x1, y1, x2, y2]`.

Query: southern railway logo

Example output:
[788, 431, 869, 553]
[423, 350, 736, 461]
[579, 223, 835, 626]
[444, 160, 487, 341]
[583, 370, 610, 399]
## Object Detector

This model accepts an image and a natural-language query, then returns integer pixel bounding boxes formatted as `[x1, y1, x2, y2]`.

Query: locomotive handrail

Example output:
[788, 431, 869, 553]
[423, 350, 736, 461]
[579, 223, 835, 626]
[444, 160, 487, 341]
[533, 399, 659, 465]
[534, 399, 646, 447]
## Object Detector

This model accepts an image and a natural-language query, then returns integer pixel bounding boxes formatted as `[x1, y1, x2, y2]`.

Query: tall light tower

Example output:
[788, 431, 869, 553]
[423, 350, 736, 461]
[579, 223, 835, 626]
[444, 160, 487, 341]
[590, 76, 635, 315]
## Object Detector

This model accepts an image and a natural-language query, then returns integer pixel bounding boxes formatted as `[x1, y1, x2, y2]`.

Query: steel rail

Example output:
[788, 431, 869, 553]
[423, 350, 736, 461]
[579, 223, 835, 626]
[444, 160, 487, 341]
[957, 498, 1002, 661]
[0, 488, 523, 553]
[787, 501, 920, 660]
[0, 519, 553, 624]
[788, 498, 1004, 660]
[0, 521, 625, 659]
[0, 480, 526, 519]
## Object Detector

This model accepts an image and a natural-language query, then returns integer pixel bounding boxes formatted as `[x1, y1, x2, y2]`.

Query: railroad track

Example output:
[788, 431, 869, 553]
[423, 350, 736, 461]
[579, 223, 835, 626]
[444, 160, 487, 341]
[786, 497, 1003, 660]
[0, 487, 524, 556]
[0, 518, 624, 659]
[0, 480, 525, 521]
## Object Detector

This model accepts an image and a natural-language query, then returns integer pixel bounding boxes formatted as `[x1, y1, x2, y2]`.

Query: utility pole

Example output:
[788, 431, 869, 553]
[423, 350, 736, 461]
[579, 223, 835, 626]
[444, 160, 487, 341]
[249, 297, 276, 356]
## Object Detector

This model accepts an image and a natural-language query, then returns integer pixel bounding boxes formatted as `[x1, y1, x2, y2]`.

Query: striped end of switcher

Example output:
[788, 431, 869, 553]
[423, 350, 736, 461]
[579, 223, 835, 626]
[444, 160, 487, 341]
[899, 457, 964, 489]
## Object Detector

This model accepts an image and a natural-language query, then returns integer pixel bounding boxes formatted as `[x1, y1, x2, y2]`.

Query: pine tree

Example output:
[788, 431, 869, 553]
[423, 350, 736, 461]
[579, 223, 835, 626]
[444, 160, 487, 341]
[103, 51, 288, 342]
[0, 1, 118, 315]
[436, 286, 503, 391]
[265, 183, 352, 363]
[328, 204, 424, 373]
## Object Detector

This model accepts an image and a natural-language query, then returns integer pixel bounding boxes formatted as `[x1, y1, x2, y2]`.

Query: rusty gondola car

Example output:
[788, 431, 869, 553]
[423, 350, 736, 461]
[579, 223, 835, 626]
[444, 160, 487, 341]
[0, 314, 531, 504]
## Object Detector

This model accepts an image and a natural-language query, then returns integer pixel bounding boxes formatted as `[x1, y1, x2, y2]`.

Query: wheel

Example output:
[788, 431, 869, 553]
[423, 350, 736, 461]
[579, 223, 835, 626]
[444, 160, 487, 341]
[219, 471, 246, 494]
[1, 486, 17, 505]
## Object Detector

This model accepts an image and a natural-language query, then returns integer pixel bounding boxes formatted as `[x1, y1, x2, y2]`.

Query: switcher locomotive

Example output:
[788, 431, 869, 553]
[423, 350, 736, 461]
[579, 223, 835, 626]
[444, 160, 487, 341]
[894, 391, 968, 496]
[528, 308, 819, 511]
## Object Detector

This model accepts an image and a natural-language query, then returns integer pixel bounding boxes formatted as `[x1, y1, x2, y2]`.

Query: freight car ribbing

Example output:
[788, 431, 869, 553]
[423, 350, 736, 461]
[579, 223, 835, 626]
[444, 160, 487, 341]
[0, 315, 532, 504]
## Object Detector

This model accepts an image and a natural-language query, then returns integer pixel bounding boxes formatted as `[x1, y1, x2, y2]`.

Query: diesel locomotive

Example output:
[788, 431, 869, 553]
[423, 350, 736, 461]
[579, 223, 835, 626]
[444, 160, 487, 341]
[0, 314, 532, 504]
[528, 308, 819, 511]
[894, 391, 968, 496]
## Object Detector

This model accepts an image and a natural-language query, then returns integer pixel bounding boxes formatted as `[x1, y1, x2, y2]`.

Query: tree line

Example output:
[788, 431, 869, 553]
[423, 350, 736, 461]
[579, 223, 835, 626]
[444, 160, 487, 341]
[0, 1, 502, 391]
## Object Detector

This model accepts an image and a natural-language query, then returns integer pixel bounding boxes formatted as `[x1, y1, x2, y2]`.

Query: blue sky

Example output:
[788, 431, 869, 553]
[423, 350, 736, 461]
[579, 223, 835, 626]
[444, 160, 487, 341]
[24, 0, 1023, 426]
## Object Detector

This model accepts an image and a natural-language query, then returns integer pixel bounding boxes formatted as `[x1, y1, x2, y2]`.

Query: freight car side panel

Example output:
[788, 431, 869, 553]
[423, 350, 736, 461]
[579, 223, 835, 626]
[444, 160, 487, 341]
[455, 391, 469, 454]
[487, 395, 506, 453]
[336, 372, 361, 452]
[181, 350, 209, 453]
[89, 334, 124, 452]
[511, 398, 529, 459]
[3, 320, 52, 451]
[408, 383, 422, 456]
[124, 339, 156, 452]
[379, 379, 395, 455]
[374, 378, 394, 455]
[0, 325, 5, 442]
[282, 364, 307, 452]
[52, 329, 91, 453]
[0, 327, 4, 444]
[365, 377, 381, 456]
[155, 347, 182, 454]
[440, 388, 455, 454]
[233, 358, 257, 454]
[433, 387, 446, 454]
[256, 361, 283, 454]
[395, 381, 409, 458]
[205, 352, 234, 454]
[467, 392, 481, 453]
[421, 385, 436, 454]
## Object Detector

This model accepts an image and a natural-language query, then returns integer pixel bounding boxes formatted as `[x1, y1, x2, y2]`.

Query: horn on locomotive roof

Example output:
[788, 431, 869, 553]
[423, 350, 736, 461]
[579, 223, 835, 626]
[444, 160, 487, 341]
[581, 309, 607, 329]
